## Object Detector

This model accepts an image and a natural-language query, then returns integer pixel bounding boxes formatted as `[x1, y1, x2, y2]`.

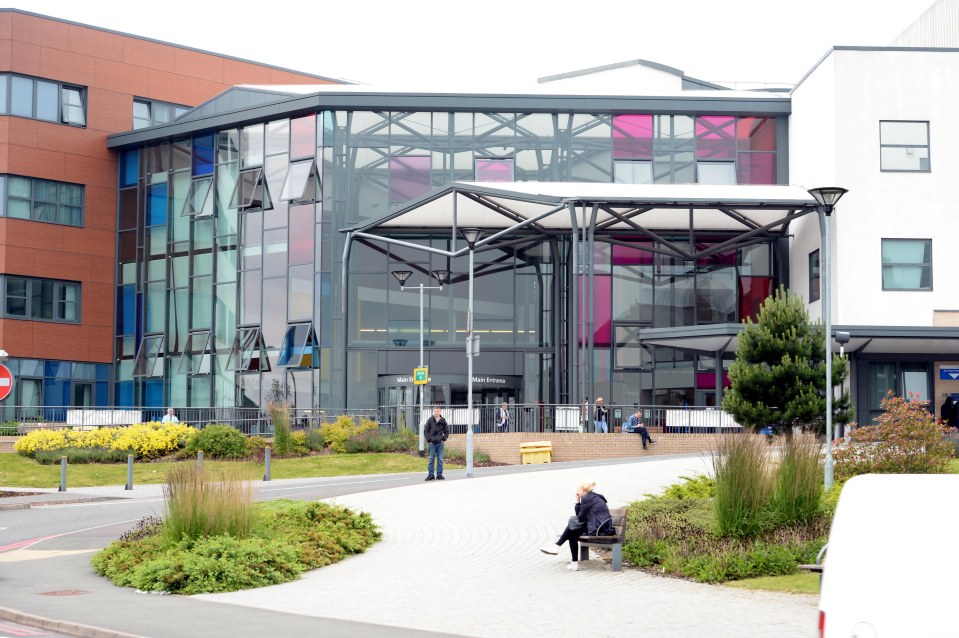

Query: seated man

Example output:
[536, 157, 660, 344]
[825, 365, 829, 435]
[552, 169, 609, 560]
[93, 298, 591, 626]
[623, 408, 655, 449]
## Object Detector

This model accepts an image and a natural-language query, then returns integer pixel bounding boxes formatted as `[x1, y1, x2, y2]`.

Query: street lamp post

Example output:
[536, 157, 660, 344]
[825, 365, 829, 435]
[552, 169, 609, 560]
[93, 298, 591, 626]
[809, 186, 848, 491]
[460, 228, 483, 479]
[391, 269, 450, 455]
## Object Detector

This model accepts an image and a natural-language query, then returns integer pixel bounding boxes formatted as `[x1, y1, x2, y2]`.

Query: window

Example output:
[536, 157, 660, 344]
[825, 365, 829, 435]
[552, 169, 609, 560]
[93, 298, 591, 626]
[0, 175, 84, 226]
[180, 177, 214, 217]
[809, 250, 820, 302]
[613, 161, 652, 184]
[613, 325, 652, 370]
[2, 276, 79, 322]
[882, 239, 932, 290]
[230, 168, 272, 212]
[278, 324, 318, 368]
[697, 162, 736, 184]
[178, 331, 212, 375]
[132, 98, 190, 130]
[880, 121, 930, 171]
[226, 327, 271, 371]
[133, 335, 165, 377]
[279, 159, 320, 202]
[475, 158, 515, 182]
[0, 74, 86, 126]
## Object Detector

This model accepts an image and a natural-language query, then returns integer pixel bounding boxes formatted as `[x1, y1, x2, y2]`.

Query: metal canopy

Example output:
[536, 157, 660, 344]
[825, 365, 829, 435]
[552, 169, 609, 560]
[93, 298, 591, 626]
[347, 182, 819, 260]
[639, 324, 959, 357]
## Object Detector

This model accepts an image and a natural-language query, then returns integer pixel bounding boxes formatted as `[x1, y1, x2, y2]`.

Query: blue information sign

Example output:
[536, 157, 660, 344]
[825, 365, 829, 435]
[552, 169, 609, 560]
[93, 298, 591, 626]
[939, 367, 959, 381]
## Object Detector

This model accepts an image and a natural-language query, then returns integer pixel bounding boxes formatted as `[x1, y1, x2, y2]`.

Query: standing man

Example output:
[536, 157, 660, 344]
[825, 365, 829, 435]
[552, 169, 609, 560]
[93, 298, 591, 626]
[594, 397, 609, 434]
[497, 401, 511, 432]
[424, 406, 449, 481]
[624, 408, 655, 449]
[161, 408, 179, 424]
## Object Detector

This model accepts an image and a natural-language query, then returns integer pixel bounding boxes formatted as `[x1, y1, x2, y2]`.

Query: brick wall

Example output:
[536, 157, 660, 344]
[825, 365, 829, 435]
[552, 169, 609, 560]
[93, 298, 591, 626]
[446, 433, 771, 465]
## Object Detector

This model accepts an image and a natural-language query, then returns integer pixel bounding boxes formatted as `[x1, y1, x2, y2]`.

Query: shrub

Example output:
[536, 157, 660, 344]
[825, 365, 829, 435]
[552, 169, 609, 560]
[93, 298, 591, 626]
[268, 402, 293, 456]
[91, 499, 381, 594]
[290, 430, 309, 456]
[0, 420, 18, 435]
[443, 447, 491, 464]
[833, 392, 954, 481]
[34, 447, 130, 465]
[185, 424, 248, 459]
[246, 435, 268, 456]
[15, 422, 196, 459]
[163, 463, 254, 543]
[320, 416, 378, 453]
[343, 428, 416, 454]
[661, 475, 715, 500]
[304, 428, 325, 452]
[769, 436, 823, 526]
[711, 435, 770, 538]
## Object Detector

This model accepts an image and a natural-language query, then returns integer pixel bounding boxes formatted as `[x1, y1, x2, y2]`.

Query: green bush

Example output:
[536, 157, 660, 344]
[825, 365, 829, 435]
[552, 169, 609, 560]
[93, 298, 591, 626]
[92, 499, 381, 594]
[661, 475, 715, 500]
[304, 428, 325, 452]
[320, 416, 377, 453]
[769, 436, 823, 526]
[444, 447, 490, 464]
[246, 435, 268, 455]
[185, 424, 248, 459]
[343, 428, 417, 454]
[833, 392, 955, 480]
[0, 420, 18, 435]
[712, 435, 770, 538]
[34, 447, 131, 465]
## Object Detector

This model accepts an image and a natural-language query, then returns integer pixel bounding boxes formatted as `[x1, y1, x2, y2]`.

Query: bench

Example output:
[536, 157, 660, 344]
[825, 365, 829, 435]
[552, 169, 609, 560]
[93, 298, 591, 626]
[578, 507, 627, 571]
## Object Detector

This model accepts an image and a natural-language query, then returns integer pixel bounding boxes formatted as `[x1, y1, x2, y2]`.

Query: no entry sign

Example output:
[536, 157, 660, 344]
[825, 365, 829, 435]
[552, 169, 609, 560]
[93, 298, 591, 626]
[0, 364, 13, 401]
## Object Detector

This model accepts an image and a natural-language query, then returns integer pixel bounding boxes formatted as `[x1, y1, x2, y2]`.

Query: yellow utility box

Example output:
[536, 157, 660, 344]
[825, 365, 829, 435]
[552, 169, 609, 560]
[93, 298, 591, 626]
[520, 440, 552, 464]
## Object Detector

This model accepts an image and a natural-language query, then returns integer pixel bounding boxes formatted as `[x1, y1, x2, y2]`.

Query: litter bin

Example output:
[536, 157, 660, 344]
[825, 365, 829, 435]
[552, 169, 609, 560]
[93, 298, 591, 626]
[520, 440, 552, 464]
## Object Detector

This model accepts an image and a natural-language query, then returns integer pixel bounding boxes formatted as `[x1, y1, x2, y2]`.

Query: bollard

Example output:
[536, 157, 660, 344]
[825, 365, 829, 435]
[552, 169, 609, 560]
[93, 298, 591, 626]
[197, 450, 203, 472]
[263, 446, 271, 481]
[126, 454, 134, 490]
[59, 456, 67, 492]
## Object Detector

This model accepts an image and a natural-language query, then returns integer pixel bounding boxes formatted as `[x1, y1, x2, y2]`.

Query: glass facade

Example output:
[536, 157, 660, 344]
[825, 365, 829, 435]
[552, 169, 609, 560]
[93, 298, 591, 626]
[0, 358, 110, 420]
[116, 107, 785, 411]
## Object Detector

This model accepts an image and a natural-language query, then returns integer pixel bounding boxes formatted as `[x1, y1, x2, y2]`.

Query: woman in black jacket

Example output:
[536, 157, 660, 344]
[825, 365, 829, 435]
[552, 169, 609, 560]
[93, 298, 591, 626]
[540, 480, 613, 571]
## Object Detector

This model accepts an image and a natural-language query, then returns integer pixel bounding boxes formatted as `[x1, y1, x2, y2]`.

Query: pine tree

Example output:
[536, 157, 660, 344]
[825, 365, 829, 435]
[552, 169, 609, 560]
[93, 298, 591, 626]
[722, 286, 852, 434]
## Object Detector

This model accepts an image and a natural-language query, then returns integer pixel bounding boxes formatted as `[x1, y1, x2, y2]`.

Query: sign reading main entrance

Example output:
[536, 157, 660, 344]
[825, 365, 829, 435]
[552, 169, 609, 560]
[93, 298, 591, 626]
[413, 367, 429, 385]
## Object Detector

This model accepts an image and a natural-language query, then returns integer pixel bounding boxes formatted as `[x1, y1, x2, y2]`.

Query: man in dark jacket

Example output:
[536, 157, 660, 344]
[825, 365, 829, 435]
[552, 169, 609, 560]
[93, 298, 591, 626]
[424, 406, 449, 481]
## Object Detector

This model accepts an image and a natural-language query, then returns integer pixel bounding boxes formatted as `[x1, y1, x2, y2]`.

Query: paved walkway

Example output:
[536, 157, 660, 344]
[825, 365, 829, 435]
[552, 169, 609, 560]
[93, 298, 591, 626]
[196, 457, 818, 637]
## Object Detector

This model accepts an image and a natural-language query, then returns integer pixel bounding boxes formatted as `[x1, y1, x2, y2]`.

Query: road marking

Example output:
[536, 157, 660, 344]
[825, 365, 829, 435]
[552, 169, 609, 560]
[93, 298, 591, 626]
[0, 518, 142, 553]
[38, 498, 164, 509]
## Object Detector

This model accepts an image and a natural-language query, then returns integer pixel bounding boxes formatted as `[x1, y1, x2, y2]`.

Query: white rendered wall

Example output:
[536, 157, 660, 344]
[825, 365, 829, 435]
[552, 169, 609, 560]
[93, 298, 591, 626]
[790, 49, 959, 327]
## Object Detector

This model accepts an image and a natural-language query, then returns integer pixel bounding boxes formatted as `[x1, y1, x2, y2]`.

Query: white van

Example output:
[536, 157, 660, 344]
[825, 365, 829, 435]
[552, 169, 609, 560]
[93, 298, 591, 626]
[819, 473, 959, 637]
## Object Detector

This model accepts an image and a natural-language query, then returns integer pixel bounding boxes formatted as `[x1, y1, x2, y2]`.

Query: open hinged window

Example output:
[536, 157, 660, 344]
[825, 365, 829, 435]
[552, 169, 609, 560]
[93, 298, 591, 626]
[133, 334, 166, 377]
[613, 325, 653, 370]
[279, 159, 320, 203]
[180, 176, 214, 217]
[226, 326, 271, 371]
[178, 330, 212, 375]
[229, 168, 273, 212]
[278, 323, 318, 368]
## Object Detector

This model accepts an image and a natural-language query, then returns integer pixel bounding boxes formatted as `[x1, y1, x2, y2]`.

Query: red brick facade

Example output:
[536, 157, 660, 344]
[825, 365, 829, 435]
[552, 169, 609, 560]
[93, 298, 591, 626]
[0, 10, 337, 363]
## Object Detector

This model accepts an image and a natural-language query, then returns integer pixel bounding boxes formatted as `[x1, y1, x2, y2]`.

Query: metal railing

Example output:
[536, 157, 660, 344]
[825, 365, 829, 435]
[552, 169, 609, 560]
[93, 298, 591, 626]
[378, 403, 743, 435]
[0, 406, 378, 436]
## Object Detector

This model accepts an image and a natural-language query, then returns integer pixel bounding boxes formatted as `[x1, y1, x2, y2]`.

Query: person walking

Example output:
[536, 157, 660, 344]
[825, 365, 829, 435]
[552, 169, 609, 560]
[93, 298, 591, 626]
[624, 408, 655, 449]
[161, 408, 179, 424]
[424, 406, 449, 481]
[594, 397, 609, 433]
[497, 401, 511, 432]
[539, 480, 614, 571]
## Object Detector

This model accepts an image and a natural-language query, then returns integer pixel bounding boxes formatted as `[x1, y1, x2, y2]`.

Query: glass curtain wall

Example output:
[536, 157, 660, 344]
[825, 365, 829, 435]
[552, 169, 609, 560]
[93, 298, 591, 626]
[119, 108, 780, 409]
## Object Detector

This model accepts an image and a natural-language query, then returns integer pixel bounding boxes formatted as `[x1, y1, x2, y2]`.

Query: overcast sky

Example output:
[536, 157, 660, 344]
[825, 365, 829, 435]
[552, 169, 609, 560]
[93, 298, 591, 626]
[18, 0, 940, 89]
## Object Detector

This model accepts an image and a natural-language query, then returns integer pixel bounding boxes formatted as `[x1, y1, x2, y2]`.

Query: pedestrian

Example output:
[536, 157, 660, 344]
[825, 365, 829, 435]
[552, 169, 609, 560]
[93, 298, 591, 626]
[497, 401, 511, 432]
[540, 480, 614, 571]
[424, 406, 449, 481]
[624, 408, 655, 449]
[594, 397, 609, 433]
[161, 408, 179, 424]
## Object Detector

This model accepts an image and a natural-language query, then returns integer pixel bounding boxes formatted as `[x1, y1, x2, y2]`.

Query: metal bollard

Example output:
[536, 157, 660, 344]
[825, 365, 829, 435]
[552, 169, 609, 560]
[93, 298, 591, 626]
[197, 450, 203, 472]
[125, 454, 134, 490]
[59, 456, 67, 492]
[263, 446, 271, 481]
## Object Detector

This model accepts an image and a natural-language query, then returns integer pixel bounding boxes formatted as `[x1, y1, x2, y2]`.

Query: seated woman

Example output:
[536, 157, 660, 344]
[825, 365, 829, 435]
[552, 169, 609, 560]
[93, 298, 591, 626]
[539, 480, 613, 571]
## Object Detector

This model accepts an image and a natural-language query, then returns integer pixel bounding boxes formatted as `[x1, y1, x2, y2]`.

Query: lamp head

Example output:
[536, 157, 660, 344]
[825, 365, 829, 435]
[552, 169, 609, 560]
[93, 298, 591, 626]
[459, 227, 484, 249]
[835, 331, 851, 345]
[391, 270, 413, 287]
[808, 187, 848, 213]
[0, 349, 8, 362]
[431, 269, 451, 286]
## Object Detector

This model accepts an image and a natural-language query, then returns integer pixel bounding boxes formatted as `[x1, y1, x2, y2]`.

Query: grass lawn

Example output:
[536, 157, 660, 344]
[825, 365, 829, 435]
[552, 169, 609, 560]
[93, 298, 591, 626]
[724, 572, 820, 595]
[949, 458, 959, 474]
[0, 452, 463, 488]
